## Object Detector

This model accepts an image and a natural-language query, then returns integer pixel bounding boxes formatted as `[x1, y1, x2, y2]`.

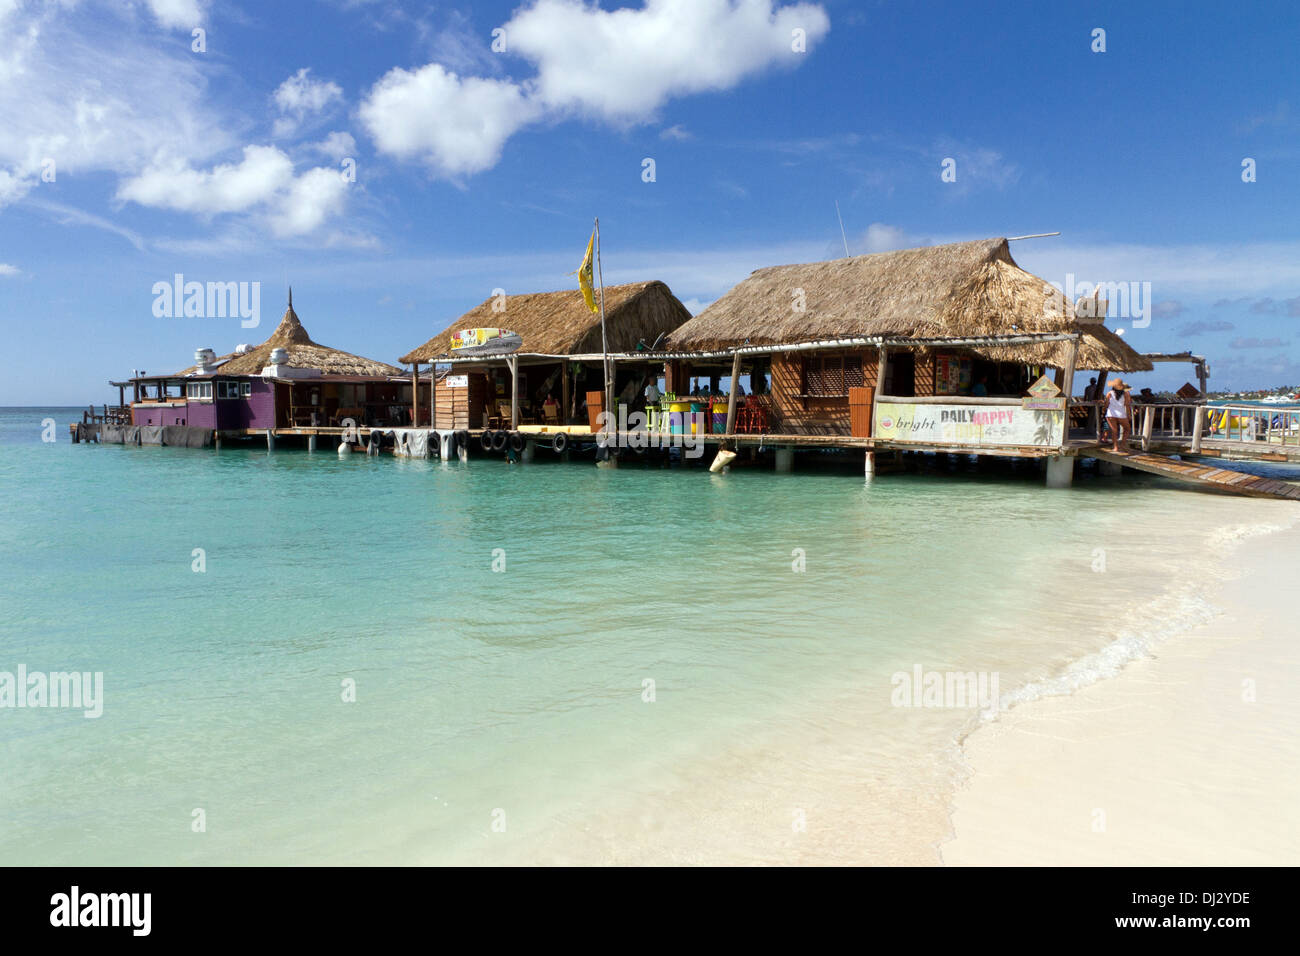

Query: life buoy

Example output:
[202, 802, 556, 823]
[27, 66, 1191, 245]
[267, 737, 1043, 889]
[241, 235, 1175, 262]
[551, 431, 568, 453]
[491, 429, 509, 451]
[479, 430, 494, 452]
[509, 432, 526, 453]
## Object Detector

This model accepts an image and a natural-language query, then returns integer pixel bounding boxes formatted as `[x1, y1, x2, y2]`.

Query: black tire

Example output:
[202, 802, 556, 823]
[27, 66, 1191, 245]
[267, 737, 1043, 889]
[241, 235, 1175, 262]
[456, 430, 470, 450]
[491, 429, 509, 452]
[551, 431, 569, 454]
[509, 432, 526, 453]
[479, 430, 494, 452]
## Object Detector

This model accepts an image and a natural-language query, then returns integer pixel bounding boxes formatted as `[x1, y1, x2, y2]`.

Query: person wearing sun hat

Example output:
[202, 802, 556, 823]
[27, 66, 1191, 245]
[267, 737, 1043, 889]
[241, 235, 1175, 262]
[1104, 377, 1133, 452]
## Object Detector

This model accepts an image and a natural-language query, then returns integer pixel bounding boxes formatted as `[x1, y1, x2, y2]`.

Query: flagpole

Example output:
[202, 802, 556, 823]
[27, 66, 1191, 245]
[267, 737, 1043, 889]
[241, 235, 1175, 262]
[595, 217, 611, 438]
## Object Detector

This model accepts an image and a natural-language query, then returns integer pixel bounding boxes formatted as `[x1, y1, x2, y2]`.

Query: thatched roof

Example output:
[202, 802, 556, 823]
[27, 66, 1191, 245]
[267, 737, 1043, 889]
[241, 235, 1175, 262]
[218, 297, 403, 377]
[400, 280, 692, 363]
[666, 238, 1152, 372]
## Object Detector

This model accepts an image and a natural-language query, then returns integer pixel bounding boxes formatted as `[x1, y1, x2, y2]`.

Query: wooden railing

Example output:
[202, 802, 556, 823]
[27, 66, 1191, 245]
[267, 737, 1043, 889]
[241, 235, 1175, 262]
[82, 404, 131, 426]
[1195, 403, 1300, 448]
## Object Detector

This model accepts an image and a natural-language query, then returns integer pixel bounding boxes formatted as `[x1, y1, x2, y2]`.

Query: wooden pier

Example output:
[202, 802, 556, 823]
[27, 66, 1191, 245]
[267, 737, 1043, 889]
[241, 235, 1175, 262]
[1090, 448, 1300, 500]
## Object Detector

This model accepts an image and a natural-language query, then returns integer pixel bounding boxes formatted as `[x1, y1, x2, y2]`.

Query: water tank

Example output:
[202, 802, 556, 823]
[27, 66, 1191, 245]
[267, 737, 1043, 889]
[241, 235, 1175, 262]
[194, 347, 216, 368]
[234, 343, 252, 355]
[269, 347, 288, 365]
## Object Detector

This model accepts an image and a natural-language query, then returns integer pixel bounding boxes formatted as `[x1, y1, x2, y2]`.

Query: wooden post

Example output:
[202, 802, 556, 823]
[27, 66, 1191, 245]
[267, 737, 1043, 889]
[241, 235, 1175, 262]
[598, 228, 613, 435]
[1141, 404, 1154, 451]
[1094, 367, 1109, 441]
[410, 363, 419, 427]
[561, 359, 571, 426]
[869, 346, 889, 435]
[507, 355, 519, 429]
[1059, 336, 1079, 450]
[724, 350, 741, 436]
[1196, 361, 1208, 400]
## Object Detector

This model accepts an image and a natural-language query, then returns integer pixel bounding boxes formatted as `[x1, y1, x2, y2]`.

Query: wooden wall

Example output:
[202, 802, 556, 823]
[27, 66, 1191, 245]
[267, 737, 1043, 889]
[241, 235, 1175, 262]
[914, 352, 936, 397]
[434, 372, 490, 429]
[768, 348, 881, 436]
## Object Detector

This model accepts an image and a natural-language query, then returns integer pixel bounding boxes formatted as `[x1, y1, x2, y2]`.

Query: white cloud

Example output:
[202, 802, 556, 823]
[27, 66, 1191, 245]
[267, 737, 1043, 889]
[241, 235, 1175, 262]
[0, 2, 230, 204]
[855, 223, 913, 254]
[360, 0, 828, 178]
[359, 63, 538, 177]
[0, 168, 33, 208]
[506, 0, 829, 120]
[308, 131, 358, 161]
[117, 146, 351, 236]
[660, 124, 692, 141]
[1013, 239, 1300, 298]
[270, 166, 350, 237]
[118, 146, 296, 214]
[273, 68, 344, 136]
[0, 263, 19, 277]
[24, 196, 147, 251]
[147, 0, 204, 30]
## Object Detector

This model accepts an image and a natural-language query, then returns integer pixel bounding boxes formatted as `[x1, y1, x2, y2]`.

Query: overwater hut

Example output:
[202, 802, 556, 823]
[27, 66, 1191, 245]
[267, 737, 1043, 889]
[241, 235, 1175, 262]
[400, 281, 692, 430]
[652, 238, 1152, 454]
[129, 292, 421, 433]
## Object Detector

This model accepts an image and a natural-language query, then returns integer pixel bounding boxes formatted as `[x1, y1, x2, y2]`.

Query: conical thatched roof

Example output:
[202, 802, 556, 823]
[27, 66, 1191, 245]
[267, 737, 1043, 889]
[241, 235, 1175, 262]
[400, 280, 692, 363]
[666, 238, 1152, 372]
[218, 298, 403, 377]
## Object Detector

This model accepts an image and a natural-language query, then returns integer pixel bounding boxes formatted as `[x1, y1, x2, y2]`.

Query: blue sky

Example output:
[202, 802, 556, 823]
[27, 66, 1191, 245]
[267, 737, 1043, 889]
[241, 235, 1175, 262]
[2, 0, 1298, 404]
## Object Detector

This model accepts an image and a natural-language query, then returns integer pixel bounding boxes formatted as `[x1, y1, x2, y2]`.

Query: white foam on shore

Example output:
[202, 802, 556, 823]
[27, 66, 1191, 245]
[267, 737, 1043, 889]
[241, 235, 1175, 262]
[944, 510, 1300, 865]
[978, 512, 1296, 722]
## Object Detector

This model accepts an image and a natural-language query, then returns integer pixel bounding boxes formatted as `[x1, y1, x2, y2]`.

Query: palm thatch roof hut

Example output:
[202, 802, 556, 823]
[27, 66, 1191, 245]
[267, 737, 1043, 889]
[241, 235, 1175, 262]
[665, 238, 1151, 372]
[399, 280, 691, 364]
[220, 293, 403, 377]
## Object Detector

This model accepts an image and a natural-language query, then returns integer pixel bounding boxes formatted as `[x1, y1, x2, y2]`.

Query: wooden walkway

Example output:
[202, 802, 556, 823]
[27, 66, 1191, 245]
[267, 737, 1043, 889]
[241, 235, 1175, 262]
[1090, 448, 1300, 500]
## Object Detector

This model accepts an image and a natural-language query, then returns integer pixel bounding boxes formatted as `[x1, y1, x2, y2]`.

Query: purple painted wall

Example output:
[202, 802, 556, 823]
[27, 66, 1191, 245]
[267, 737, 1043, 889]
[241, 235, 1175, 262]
[237, 378, 278, 429]
[131, 403, 189, 426]
[186, 401, 217, 428]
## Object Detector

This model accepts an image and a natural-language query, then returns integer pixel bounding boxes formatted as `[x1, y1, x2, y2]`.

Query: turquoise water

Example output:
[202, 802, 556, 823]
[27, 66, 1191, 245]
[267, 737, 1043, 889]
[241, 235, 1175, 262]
[1, 408, 1294, 864]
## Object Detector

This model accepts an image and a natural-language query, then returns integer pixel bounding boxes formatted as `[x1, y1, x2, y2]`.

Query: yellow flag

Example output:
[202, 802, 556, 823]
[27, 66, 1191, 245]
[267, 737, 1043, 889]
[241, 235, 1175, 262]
[574, 230, 598, 313]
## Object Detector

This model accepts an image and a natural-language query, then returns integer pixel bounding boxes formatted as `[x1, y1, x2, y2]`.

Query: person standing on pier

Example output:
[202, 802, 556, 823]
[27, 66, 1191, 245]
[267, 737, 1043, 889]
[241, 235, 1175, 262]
[1105, 378, 1133, 453]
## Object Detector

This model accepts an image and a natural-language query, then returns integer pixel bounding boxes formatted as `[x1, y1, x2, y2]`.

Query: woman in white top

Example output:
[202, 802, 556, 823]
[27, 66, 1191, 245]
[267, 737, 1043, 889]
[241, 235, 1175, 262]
[1105, 378, 1133, 452]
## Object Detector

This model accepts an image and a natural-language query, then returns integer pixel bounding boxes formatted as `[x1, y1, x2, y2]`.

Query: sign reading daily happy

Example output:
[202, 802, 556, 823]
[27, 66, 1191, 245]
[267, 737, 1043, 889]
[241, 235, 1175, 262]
[874, 401, 1064, 447]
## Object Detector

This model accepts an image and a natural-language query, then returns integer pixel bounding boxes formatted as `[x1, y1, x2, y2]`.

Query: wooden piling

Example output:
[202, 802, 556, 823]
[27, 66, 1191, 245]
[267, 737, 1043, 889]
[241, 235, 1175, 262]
[723, 350, 741, 436]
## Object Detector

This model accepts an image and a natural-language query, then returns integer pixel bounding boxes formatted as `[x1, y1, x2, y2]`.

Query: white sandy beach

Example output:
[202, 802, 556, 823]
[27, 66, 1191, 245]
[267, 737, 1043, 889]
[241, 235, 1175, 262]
[944, 514, 1300, 866]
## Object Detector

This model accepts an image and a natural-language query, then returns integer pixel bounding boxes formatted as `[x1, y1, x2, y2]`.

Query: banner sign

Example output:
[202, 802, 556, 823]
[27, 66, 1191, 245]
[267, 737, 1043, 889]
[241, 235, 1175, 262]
[873, 401, 1064, 447]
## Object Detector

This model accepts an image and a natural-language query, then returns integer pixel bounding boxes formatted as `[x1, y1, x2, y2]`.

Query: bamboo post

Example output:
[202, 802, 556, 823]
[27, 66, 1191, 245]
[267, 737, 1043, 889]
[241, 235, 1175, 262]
[434, 366, 444, 429]
[561, 359, 571, 426]
[595, 217, 612, 437]
[1059, 336, 1079, 450]
[724, 350, 741, 436]
[507, 355, 519, 429]
[1191, 405, 1205, 453]
[410, 363, 419, 427]
[870, 346, 889, 432]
